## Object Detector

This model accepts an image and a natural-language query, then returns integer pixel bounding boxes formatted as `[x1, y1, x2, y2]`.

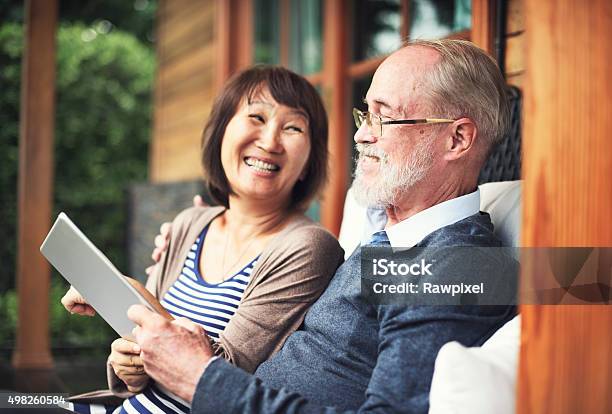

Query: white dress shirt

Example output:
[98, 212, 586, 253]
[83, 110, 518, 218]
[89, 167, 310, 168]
[361, 189, 481, 249]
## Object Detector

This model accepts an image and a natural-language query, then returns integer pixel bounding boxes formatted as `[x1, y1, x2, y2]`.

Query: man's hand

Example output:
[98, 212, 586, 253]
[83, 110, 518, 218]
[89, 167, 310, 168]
[128, 304, 213, 403]
[61, 286, 96, 316]
[145, 195, 206, 275]
[108, 338, 150, 393]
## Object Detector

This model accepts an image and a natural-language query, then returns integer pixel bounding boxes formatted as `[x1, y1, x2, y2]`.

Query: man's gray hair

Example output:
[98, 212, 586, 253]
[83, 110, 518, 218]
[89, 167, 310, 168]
[408, 39, 510, 151]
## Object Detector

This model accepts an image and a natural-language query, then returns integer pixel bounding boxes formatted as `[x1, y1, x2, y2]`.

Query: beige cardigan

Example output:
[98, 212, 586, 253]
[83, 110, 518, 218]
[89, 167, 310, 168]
[108, 206, 344, 397]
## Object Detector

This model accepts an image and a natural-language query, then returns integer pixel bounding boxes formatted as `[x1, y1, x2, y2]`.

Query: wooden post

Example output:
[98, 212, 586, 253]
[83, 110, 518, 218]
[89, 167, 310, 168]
[320, 0, 348, 236]
[12, 0, 57, 370]
[215, 0, 253, 86]
[234, 0, 254, 70]
[471, 0, 496, 55]
[518, 0, 612, 412]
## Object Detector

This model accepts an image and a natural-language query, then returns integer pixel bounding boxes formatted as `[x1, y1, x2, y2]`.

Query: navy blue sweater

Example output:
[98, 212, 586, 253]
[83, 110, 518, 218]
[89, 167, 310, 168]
[193, 212, 516, 413]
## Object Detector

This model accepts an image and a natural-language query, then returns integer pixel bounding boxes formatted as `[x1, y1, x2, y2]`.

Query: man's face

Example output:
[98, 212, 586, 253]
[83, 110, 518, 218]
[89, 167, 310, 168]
[352, 47, 443, 208]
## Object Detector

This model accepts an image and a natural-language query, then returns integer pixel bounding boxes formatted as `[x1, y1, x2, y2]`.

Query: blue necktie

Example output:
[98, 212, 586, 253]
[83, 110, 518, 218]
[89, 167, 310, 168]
[367, 230, 391, 246]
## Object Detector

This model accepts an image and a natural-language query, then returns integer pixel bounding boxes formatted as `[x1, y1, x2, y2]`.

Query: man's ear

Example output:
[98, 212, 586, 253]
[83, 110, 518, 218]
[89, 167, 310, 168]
[445, 118, 477, 161]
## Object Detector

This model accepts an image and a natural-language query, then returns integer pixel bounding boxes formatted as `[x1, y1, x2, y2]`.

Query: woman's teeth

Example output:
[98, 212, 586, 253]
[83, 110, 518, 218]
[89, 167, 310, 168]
[245, 157, 280, 172]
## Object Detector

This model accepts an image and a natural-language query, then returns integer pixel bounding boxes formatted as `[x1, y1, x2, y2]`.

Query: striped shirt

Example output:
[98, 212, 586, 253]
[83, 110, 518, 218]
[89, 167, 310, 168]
[69, 225, 258, 414]
[160, 225, 257, 340]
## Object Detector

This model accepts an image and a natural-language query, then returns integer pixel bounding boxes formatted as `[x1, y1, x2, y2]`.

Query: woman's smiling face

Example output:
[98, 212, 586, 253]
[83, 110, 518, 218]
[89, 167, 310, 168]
[220, 88, 311, 207]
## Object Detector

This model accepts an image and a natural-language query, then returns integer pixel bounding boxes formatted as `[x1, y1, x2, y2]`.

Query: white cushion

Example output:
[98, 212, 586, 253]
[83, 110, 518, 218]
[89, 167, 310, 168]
[479, 180, 521, 248]
[428, 316, 521, 414]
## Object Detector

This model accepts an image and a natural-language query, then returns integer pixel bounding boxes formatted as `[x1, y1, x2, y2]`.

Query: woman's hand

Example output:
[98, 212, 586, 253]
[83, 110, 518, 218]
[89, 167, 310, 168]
[60, 286, 96, 316]
[145, 195, 206, 276]
[108, 338, 150, 393]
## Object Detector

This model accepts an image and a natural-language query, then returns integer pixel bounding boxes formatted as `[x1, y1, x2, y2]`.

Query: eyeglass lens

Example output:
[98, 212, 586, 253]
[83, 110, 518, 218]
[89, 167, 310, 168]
[353, 109, 382, 137]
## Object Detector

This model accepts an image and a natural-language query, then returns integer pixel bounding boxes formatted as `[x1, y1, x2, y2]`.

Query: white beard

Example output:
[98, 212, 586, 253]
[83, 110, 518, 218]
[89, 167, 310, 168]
[352, 141, 434, 208]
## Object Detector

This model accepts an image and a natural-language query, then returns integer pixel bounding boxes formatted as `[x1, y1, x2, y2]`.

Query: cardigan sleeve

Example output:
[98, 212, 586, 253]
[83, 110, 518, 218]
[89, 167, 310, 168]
[210, 226, 344, 373]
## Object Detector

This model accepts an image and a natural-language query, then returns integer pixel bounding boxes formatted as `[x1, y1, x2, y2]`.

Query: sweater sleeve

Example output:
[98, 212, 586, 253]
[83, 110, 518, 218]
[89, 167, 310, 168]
[210, 226, 344, 373]
[194, 303, 514, 414]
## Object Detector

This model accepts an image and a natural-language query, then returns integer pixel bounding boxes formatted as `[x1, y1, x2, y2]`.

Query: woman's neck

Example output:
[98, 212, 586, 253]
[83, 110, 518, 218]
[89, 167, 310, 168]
[223, 195, 293, 237]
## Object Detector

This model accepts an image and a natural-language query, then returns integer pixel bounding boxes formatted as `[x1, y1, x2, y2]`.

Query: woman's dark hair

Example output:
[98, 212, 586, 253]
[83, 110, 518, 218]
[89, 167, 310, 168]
[201, 65, 328, 211]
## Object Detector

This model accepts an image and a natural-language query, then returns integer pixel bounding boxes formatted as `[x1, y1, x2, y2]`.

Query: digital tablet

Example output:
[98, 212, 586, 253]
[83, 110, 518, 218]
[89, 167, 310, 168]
[40, 212, 161, 340]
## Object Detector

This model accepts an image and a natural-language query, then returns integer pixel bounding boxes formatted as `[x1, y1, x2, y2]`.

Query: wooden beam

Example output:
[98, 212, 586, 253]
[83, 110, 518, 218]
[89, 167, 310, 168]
[471, 0, 496, 55]
[216, 0, 253, 85]
[304, 71, 323, 85]
[279, 0, 290, 67]
[320, 0, 349, 236]
[518, 0, 612, 412]
[399, 0, 410, 41]
[150, 0, 166, 182]
[216, 0, 232, 92]
[12, 0, 57, 370]
[348, 55, 386, 79]
[235, 0, 254, 70]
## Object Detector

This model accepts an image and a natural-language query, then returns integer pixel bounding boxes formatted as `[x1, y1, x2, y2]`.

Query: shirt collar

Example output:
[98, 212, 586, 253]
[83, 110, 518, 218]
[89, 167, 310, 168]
[385, 189, 481, 249]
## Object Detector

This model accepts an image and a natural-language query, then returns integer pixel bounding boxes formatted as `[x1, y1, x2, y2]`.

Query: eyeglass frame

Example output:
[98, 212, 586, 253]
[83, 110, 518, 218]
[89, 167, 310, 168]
[352, 107, 457, 138]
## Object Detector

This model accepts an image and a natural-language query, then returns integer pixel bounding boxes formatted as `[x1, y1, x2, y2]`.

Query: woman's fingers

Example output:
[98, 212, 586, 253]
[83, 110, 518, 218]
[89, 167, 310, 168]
[112, 362, 145, 376]
[71, 303, 96, 316]
[193, 195, 206, 207]
[151, 222, 173, 262]
[111, 338, 141, 355]
[110, 338, 143, 370]
[60, 286, 96, 316]
[123, 374, 150, 393]
[109, 338, 148, 384]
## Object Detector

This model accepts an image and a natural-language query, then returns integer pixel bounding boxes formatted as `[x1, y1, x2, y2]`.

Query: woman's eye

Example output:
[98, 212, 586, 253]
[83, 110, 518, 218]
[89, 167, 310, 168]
[286, 125, 304, 134]
[249, 114, 265, 123]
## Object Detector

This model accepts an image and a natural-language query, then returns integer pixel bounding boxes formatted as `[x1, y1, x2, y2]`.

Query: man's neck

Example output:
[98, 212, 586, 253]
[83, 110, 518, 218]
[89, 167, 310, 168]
[384, 179, 476, 227]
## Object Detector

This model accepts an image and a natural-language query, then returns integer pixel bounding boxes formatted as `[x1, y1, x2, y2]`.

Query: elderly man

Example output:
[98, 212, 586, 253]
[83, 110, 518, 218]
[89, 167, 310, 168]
[128, 39, 514, 413]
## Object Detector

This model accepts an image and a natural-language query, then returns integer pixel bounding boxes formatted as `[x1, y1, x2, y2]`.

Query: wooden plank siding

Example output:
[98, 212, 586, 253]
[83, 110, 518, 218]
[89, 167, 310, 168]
[517, 0, 612, 412]
[150, 0, 218, 182]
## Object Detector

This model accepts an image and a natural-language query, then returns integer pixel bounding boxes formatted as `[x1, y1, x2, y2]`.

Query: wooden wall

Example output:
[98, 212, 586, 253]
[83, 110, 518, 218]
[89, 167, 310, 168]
[505, 0, 525, 87]
[517, 0, 612, 412]
[150, 0, 218, 182]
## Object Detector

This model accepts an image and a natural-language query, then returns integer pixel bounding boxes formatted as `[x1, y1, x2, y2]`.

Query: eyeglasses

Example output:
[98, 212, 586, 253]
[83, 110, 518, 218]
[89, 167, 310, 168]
[352, 108, 456, 138]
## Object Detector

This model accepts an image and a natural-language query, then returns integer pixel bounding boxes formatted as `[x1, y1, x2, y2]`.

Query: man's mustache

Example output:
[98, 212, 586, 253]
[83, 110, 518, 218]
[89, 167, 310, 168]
[355, 143, 389, 163]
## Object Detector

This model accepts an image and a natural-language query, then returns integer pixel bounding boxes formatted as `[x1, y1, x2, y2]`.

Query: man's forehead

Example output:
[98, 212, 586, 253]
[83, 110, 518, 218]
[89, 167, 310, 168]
[366, 46, 439, 114]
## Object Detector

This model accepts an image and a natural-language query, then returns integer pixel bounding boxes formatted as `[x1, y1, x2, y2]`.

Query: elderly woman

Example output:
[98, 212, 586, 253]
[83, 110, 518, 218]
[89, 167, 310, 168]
[62, 66, 344, 414]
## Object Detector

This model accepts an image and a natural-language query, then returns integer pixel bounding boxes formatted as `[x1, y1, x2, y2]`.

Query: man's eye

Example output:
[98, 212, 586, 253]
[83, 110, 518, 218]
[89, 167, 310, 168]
[369, 115, 383, 125]
[249, 114, 265, 123]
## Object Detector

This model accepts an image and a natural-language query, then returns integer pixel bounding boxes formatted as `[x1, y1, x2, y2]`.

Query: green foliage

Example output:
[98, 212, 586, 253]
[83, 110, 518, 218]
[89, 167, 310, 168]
[53, 23, 154, 266]
[0, 0, 157, 44]
[0, 289, 17, 346]
[0, 23, 23, 293]
[0, 21, 154, 349]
